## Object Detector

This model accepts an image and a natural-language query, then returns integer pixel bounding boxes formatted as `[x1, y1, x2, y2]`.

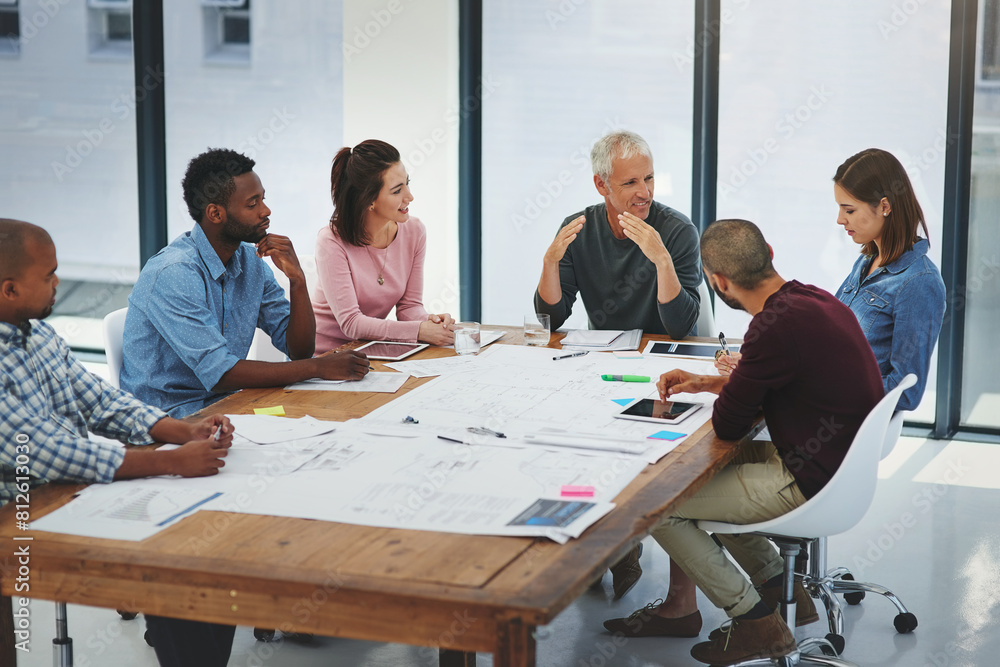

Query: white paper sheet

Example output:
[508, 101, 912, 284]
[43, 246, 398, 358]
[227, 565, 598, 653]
[226, 414, 337, 445]
[31, 481, 232, 541]
[286, 372, 410, 393]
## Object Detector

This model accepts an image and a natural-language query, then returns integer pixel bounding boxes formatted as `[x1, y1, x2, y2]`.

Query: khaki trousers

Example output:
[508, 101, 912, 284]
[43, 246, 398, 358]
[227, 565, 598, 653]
[650, 441, 808, 618]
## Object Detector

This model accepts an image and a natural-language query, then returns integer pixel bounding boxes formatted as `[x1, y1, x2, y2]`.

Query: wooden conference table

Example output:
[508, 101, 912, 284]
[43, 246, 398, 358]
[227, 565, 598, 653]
[0, 328, 756, 666]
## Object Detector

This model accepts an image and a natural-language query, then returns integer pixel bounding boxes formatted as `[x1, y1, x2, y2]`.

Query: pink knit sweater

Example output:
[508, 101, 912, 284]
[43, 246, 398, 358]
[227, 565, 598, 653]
[312, 217, 430, 352]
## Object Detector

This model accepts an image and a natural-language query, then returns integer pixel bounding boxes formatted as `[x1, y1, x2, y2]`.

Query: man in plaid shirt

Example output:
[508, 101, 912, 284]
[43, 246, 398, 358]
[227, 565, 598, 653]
[0, 219, 233, 507]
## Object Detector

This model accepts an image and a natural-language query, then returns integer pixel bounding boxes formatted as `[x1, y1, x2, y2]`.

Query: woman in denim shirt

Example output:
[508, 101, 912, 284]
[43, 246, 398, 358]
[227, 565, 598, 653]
[832, 148, 946, 411]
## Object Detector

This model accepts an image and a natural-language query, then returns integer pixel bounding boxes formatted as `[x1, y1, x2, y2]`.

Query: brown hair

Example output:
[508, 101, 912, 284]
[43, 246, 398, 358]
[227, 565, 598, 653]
[833, 148, 929, 266]
[329, 140, 401, 247]
[701, 219, 776, 290]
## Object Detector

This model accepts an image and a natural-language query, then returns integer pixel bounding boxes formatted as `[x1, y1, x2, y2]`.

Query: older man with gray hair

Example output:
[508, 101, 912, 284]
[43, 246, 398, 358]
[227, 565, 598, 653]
[533, 130, 702, 339]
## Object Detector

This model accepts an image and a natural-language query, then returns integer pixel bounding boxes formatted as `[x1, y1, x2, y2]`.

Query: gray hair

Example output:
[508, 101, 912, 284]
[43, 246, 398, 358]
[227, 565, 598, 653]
[590, 130, 653, 183]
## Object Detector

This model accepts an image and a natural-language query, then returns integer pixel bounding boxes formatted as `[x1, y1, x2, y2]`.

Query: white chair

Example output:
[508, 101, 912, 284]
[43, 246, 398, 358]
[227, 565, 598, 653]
[804, 409, 917, 636]
[248, 254, 317, 362]
[696, 278, 716, 337]
[696, 374, 917, 666]
[102, 307, 128, 389]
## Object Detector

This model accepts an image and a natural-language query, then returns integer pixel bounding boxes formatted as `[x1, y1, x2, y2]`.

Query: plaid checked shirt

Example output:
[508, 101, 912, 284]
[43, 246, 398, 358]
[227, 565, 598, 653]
[0, 320, 167, 506]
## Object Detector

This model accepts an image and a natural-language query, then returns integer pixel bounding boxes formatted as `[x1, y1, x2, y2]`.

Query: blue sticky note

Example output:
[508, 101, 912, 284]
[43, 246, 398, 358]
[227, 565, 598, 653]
[647, 430, 685, 441]
[612, 398, 635, 407]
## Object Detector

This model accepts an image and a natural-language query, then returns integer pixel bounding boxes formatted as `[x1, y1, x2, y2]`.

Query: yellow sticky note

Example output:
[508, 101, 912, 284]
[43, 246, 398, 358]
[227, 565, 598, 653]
[254, 406, 286, 416]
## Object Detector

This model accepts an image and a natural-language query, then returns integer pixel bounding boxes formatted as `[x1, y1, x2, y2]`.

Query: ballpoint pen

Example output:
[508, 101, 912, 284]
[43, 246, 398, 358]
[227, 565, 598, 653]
[553, 351, 588, 361]
[718, 332, 732, 357]
[437, 435, 468, 445]
[467, 426, 506, 438]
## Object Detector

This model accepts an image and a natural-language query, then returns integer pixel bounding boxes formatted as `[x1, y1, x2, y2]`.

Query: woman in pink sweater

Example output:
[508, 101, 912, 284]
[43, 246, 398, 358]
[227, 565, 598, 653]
[312, 140, 454, 353]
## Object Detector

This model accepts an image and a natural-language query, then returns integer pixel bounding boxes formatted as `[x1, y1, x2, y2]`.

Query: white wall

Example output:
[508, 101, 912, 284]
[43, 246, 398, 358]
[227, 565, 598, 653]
[341, 0, 461, 319]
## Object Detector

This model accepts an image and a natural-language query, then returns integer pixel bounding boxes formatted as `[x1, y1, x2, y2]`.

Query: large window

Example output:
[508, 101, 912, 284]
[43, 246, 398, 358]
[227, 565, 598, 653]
[0, 0, 139, 350]
[965, 0, 1000, 429]
[716, 0, 951, 423]
[164, 0, 343, 259]
[481, 0, 695, 328]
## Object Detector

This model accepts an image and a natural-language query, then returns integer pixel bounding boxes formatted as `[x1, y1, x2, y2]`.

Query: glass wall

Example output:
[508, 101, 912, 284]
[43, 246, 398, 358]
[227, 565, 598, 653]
[0, 0, 140, 348]
[481, 0, 695, 328]
[717, 0, 952, 423]
[964, 0, 1000, 429]
[163, 0, 344, 258]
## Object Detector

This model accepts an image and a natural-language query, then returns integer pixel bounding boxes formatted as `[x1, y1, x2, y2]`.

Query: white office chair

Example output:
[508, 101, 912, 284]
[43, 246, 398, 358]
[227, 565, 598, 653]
[803, 409, 917, 637]
[696, 374, 917, 666]
[248, 254, 317, 362]
[696, 278, 716, 337]
[102, 307, 128, 389]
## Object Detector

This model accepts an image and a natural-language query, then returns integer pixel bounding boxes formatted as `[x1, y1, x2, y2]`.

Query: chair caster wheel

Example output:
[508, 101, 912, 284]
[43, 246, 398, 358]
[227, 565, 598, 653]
[824, 633, 845, 656]
[254, 627, 277, 642]
[894, 612, 918, 633]
[840, 573, 865, 605]
[117, 609, 138, 621]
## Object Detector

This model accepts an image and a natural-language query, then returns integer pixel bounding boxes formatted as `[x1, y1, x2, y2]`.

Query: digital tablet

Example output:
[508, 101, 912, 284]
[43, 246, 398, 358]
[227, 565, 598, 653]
[355, 341, 428, 361]
[643, 341, 740, 358]
[613, 398, 702, 425]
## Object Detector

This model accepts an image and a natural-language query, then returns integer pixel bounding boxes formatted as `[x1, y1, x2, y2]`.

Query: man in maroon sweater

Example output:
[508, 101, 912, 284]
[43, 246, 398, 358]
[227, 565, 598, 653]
[604, 219, 883, 665]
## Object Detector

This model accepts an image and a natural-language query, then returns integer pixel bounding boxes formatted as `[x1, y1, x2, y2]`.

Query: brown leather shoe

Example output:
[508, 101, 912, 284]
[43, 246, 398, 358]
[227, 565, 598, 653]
[709, 581, 818, 641]
[759, 580, 819, 626]
[603, 599, 703, 638]
[609, 543, 643, 600]
[691, 610, 796, 665]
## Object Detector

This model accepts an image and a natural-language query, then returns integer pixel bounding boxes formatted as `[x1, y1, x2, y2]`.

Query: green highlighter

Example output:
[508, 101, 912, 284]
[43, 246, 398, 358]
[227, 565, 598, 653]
[601, 374, 651, 382]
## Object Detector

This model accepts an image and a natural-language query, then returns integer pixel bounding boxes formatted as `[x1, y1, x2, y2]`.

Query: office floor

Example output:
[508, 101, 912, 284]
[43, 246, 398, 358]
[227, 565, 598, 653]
[15, 435, 1000, 667]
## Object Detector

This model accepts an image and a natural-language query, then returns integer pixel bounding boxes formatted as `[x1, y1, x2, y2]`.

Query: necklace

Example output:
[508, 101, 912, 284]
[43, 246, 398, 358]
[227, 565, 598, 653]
[366, 225, 391, 285]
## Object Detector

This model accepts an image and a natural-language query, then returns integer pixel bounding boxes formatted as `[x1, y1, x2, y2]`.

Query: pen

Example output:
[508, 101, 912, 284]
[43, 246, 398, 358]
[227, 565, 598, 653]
[215, 423, 223, 441]
[467, 426, 506, 438]
[437, 435, 467, 445]
[718, 332, 732, 357]
[601, 374, 651, 382]
[368, 365, 375, 371]
[553, 351, 588, 361]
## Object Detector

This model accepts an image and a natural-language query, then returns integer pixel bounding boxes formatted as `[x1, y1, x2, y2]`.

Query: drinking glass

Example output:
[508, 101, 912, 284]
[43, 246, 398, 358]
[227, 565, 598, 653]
[454, 321, 481, 355]
[524, 314, 551, 346]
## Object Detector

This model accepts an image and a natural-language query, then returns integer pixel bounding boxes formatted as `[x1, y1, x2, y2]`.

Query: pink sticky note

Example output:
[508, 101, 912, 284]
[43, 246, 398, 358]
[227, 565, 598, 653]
[561, 485, 595, 497]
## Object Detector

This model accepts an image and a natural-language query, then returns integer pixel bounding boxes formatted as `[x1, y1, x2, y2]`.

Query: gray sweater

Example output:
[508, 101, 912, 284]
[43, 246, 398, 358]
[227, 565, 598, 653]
[533, 201, 702, 337]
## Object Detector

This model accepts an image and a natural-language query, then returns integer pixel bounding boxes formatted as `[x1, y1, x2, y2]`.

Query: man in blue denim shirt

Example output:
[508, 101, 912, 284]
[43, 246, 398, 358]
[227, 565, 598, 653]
[121, 149, 371, 667]
[122, 148, 370, 419]
[833, 149, 946, 411]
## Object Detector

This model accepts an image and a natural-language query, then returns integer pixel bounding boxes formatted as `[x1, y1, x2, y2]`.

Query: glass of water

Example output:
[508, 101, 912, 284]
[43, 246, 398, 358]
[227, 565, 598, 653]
[524, 313, 551, 346]
[454, 321, 481, 355]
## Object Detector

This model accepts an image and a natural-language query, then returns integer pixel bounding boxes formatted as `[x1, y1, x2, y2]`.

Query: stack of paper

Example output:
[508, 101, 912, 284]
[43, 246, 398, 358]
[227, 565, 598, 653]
[561, 328, 643, 352]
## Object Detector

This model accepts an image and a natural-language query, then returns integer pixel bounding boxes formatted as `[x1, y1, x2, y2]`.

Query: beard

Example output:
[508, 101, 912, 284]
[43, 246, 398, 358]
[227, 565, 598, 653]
[713, 283, 746, 313]
[221, 216, 267, 245]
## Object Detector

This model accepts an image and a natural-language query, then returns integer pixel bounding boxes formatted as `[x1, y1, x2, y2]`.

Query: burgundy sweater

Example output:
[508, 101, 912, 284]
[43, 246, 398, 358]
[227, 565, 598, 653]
[713, 281, 884, 499]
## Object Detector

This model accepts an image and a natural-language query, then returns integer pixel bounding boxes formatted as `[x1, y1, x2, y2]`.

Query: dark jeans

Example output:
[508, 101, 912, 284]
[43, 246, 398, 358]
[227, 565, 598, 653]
[144, 615, 236, 667]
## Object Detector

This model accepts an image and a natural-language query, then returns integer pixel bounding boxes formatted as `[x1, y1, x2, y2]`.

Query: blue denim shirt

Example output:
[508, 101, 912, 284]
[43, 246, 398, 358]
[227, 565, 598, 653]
[836, 238, 945, 411]
[121, 224, 291, 418]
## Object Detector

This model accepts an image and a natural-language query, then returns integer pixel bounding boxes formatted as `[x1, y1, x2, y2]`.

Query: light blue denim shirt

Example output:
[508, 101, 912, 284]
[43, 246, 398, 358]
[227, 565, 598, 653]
[836, 238, 945, 411]
[121, 223, 291, 418]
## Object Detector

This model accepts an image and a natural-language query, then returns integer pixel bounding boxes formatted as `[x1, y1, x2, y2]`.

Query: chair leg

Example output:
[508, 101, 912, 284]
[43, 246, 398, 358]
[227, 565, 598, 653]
[805, 537, 918, 635]
[53, 602, 73, 667]
[813, 581, 845, 637]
